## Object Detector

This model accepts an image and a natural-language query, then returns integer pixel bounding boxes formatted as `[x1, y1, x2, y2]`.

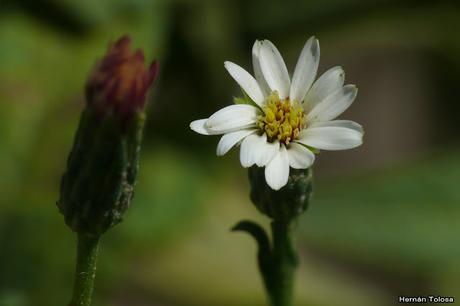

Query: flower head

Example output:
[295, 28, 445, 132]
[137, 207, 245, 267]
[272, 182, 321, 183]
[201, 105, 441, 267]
[58, 36, 158, 236]
[190, 37, 363, 190]
[86, 35, 158, 119]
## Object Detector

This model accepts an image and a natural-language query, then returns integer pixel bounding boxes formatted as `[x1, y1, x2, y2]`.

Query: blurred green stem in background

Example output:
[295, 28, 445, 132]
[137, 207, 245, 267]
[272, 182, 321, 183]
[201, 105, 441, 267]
[69, 234, 100, 306]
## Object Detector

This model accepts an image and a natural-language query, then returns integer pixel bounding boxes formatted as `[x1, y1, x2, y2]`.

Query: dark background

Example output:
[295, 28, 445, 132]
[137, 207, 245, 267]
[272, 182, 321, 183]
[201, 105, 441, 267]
[0, 0, 459, 305]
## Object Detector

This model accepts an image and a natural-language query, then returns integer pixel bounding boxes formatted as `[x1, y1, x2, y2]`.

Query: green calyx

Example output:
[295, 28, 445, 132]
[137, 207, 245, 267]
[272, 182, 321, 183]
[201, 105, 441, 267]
[58, 108, 145, 236]
[248, 166, 313, 222]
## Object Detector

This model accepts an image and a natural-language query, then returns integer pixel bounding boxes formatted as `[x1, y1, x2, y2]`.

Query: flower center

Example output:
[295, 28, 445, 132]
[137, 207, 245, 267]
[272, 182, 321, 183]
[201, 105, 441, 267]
[258, 91, 306, 144]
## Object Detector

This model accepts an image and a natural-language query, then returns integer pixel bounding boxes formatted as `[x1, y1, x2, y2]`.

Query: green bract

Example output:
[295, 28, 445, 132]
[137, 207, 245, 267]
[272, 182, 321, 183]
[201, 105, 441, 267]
[248, 166, 313, 222]
[58, 109, 145, 236]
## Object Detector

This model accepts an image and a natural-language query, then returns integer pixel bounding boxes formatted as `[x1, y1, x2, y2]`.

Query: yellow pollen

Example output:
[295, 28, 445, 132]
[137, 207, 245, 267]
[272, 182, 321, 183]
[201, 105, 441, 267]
[258, 91, 306, 144]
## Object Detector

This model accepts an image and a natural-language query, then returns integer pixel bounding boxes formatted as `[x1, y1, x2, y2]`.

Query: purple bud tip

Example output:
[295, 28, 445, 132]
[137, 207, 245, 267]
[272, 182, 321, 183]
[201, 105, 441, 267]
[86, 35, 158, 116]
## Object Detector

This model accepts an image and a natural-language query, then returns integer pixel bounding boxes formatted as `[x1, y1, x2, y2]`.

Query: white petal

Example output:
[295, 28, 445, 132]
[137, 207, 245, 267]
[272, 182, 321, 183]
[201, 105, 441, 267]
[206, 104, 258, 133]
[297, 126, 363, 151]
[287, 143, 315, 169]
[309, 120, 363, 133]
[252, 40, 270, 95]
[259, 40, 290, 99]
[255, 137, 280, 167]
[307, 85, 357, 122]
[264, 145, 290, 190]
[240, 134, 259, 167]
[304, 66, 345, 112]
[190, 119, 214, 135]
[240, 134, 279, 167]
[290, 37, 320, 104]
[216, 129, 256, 156]
[224, 61, 265, 106]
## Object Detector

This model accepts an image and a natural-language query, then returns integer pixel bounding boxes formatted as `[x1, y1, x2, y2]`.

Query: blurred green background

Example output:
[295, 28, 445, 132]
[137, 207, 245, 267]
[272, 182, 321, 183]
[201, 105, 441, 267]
[1, 0, 460, 305]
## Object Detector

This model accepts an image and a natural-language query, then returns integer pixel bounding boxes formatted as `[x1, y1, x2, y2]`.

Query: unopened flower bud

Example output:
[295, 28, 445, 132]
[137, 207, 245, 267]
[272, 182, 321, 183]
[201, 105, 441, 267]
[85, 36, 158, 121]
[248, 167, 312, 222]
[58, 36, 158, 236]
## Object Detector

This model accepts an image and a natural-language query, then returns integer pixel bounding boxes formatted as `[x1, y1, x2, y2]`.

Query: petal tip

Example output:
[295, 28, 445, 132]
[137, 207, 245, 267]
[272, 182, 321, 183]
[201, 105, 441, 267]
[344, 84, 358, 96]
[216, 149, 225, 157]
[190, 119, 211, 135]
[311, 39, 320, 57]
[265, 175, 286, 190]
[270, 184, 283, 191]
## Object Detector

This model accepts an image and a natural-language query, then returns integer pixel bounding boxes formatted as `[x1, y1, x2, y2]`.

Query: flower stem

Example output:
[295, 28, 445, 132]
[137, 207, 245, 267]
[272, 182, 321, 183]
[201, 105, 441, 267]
[69, 233, 101, 306]
[264, 220, 298, 306]
[232, 219, 299, 306]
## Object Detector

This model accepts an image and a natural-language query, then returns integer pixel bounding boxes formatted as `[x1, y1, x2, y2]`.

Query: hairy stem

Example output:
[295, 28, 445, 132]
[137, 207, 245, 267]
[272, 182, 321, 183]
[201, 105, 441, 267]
[264, 220, 298, 306]
[69, 234, 101, 306]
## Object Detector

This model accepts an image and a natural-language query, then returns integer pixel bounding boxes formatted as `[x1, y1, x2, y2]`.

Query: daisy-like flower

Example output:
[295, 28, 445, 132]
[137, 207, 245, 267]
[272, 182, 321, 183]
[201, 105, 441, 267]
[190, 37, 363, 190]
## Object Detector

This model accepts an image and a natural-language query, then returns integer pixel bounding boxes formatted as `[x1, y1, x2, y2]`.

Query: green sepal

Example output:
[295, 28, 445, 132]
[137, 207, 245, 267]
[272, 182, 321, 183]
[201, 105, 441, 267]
[58, 109, 145, 236]
[306, 145, 320, 154]
[233, 96, 251, 105]
[247, 166, 313, 222]
[234, 88, 263, 111]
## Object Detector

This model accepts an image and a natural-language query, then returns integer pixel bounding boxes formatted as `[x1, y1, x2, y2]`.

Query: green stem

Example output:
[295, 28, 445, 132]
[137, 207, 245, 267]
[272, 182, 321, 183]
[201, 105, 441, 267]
[69, 233, 101, 306]
[264, 220, 299, 306]
[232, 219, 299, 306]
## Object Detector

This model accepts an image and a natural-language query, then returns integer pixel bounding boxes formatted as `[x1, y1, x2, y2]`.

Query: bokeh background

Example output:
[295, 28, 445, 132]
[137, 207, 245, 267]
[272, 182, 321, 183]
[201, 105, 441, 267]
[1, 0, 460, 305]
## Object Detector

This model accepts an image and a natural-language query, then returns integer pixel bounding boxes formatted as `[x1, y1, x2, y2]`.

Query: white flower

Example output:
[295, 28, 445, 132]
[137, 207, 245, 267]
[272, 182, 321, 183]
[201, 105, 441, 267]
[190, 37, 363, 190]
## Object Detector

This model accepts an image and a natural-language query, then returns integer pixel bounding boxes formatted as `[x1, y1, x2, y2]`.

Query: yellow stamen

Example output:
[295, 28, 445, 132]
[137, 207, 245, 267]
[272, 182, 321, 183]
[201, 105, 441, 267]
[258, 91, 306, 144]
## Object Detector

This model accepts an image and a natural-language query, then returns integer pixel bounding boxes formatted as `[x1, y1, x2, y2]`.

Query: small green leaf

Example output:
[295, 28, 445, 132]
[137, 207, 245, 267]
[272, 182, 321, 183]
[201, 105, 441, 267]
[234, 89, 263, 111]
[233, 96, 250, 105]
[297, 142, 320, 154]
[307, 146, 320, 154]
